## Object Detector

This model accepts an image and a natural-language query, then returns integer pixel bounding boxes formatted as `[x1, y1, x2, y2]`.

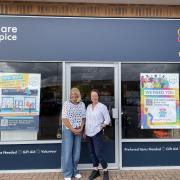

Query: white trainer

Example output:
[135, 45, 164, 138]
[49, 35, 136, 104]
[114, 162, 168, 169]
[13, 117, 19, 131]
[64, 178, 71, 180]
[75, 173, 82, 179]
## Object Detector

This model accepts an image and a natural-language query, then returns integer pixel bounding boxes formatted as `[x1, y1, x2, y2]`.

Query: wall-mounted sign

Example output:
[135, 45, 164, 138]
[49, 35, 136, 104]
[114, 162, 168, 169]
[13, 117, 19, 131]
[140, 73, 180, 129]
[0, 16, 180, 61]
[0, 73, 41, 130]
[123, 142, 180, 167]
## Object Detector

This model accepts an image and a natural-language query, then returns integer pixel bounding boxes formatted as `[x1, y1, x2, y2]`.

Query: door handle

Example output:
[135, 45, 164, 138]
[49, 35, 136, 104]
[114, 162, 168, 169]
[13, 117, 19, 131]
[112, 108, 118, 119]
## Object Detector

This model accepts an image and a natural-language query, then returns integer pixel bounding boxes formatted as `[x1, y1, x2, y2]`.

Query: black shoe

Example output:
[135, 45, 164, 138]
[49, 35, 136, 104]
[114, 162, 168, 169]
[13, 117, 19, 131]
[88, 170, 100, 180]
[103, 170, 109, 180]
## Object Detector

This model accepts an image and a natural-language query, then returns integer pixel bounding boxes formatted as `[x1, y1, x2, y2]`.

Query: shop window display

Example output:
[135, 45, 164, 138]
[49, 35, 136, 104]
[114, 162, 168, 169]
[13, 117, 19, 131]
[0, 62, 62, 141]
[122, 63, 180, 139]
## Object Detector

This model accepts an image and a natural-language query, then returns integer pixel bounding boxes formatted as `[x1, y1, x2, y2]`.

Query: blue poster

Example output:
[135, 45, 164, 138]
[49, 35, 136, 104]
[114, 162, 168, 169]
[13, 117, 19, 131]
[0, 73, 41, 130]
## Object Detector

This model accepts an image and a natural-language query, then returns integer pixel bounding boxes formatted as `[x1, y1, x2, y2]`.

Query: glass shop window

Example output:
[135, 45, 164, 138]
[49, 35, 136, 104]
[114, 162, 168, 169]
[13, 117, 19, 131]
[122, 63, 180, 139]
[0, 62, 62, 141]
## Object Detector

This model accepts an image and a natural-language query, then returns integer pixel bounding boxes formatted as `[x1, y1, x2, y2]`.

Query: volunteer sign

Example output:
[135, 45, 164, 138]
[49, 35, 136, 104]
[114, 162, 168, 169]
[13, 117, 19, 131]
[0, 73, 41, 130]
[140, 73, 180, 129]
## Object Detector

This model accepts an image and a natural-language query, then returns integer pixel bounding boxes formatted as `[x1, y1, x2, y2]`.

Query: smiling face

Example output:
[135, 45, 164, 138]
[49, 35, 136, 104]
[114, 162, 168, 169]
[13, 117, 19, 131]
[91, 91, 99, 104]
[70, 91, 79, 104]
[70, 87, 81, 104]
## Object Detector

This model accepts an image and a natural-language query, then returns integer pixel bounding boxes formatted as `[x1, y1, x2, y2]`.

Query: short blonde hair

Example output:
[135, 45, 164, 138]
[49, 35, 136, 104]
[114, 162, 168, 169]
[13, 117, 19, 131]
[70, 87, 81, 103]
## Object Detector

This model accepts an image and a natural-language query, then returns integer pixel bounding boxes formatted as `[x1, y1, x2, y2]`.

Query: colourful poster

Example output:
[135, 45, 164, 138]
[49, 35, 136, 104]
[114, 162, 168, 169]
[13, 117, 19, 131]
[140, 73, 180, 129]
[0, 73, 41, 130]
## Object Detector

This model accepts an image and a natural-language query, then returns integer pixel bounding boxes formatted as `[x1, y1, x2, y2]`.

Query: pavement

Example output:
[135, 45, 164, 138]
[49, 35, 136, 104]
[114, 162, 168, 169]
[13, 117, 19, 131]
[0, 170, 180, 180]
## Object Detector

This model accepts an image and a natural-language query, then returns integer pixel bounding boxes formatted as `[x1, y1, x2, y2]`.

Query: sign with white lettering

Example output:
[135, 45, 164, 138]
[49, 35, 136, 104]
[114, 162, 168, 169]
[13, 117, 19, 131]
[0, 16, 180, 62]
[0, 144, 61, 169]
[0, 26, 17, 42]
[140, 73, 180, 129]
[122, 142, 180, 167]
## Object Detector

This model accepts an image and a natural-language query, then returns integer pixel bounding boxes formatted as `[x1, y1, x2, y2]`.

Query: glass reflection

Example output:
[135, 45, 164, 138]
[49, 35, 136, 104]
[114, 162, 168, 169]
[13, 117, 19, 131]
[0, 62, 62, 140]
[71, 67, 115, 141]
[122, 63, 180, 139]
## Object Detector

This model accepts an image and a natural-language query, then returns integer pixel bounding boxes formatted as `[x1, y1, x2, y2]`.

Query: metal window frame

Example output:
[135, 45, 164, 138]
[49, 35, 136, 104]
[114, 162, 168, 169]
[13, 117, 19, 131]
[1, 60, 180, 170]
[65, 62, 120, 169]
[0, 61, 63, 144]
[120, 61, 180, 170]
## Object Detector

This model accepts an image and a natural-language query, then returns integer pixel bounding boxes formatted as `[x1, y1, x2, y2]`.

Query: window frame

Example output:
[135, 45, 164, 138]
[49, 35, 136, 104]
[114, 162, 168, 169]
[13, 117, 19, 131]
[0, 61, 63, 144]
[121, 62, 180, 142]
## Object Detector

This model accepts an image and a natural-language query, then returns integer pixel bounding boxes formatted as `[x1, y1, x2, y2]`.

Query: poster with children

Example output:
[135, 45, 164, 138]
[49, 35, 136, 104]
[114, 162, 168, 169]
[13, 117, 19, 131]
[140, 73, 180, 129]
[0, 73, 41, 130]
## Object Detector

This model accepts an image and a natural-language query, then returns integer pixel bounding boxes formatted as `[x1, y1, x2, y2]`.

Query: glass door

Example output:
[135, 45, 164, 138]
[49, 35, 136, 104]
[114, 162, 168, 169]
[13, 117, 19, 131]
[65, 63, 119, 169]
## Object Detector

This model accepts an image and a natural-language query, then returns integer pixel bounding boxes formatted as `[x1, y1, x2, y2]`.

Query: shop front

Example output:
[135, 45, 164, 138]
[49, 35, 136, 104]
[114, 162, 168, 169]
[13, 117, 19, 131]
[0, 16, 180, 171]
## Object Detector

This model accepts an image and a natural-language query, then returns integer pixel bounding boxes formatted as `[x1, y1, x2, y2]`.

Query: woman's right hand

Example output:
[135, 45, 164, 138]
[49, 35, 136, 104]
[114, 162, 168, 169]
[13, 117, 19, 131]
[71, 128, 82, 135]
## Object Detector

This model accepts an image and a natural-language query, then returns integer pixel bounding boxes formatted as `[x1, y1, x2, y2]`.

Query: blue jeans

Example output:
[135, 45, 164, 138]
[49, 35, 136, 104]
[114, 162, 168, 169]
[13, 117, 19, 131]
[61, 127, 81, 178]
[86, 130, 108, 169]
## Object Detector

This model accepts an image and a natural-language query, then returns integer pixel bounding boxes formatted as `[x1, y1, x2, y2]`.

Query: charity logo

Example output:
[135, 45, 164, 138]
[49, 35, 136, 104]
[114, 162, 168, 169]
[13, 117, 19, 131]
[168, 74, 178, 84]
[177, 28, 180, 42]
[0, 26, 18, 43]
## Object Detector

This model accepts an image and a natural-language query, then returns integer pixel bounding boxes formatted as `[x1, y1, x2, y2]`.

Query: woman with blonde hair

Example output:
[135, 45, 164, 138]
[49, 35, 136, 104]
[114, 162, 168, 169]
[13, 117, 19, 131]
[61, 88, 86, 180]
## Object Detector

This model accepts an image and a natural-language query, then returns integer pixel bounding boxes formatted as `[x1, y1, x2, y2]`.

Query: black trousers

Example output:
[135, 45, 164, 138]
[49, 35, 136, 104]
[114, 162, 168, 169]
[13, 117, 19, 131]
[86, 130, 108, 169]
